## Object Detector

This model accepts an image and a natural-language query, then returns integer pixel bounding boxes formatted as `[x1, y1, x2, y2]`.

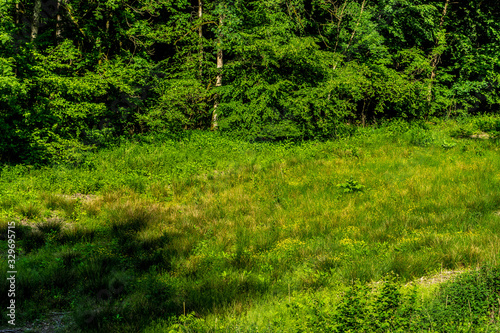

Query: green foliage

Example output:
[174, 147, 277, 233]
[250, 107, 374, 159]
[337, 178, 365, 193]
[449, 125, 475, 138]
[4, 85, 500, 332]
[475, 116, 500, 137]
[441, 141, 456, 149]
[0, 0, 499, 163]
[4, 0, 500, 312]
[406, 126, 434, 147]
[15, 202, 42, 219]
[425, 266, 500, 331]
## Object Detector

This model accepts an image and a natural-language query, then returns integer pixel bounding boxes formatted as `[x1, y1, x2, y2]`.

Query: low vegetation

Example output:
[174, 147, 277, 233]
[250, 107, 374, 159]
[2, 117, 500, 331]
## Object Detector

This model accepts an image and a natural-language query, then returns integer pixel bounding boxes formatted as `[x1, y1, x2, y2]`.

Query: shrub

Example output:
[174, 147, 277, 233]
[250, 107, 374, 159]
[426, 266, 500, 330]
[337, 178, 365, 193]
[406, 127, 434, 147]
[449, 125, 475, 138]
[475, 116, 500, 133]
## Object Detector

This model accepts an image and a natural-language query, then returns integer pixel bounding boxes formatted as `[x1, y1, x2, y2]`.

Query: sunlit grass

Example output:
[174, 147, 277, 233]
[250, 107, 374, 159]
[2, 118, 500, 331]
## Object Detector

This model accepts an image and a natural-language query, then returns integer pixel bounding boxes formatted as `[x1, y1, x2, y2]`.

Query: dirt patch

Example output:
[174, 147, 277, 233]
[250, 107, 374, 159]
[0, 312, 71, 333]
[412, 269, 471, 288]
[470, 132, 490, 139]
[61, 193, 98, 202]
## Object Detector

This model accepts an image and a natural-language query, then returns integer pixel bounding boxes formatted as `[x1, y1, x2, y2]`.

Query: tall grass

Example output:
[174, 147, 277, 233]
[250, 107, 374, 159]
[2, 118, 500, 331]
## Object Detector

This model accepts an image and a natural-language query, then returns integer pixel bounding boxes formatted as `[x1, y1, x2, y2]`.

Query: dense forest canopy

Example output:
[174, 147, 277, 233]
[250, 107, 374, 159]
[1, 0, 500, 164]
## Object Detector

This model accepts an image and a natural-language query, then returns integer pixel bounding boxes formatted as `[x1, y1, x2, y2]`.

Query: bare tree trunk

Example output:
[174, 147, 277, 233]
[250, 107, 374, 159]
[106, 12, 112, 32]
[345, 0, 367, 53]
[361, 100, 367, 127]
[56, 0, 62, 39]
[198, 0, 203, 79]
[212, 15, 223, 131]
[14, 2, 20, 75]
[427, 0, 450, 104]
[31, 0, 42, 41]
[332, 1, 348, 54]
[15, 2, 20, 24]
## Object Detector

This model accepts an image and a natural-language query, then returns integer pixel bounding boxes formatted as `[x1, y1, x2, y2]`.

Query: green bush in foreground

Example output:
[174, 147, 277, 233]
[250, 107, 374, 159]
[156, 268, 500, 332]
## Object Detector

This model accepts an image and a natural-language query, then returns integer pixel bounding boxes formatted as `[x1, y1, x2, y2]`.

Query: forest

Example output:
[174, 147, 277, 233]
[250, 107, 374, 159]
[3, 0, 500, 332]
[1, 0, 499, 164]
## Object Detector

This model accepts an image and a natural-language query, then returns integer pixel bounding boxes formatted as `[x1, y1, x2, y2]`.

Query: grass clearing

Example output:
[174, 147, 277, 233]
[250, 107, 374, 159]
[1, 118, 500, 331]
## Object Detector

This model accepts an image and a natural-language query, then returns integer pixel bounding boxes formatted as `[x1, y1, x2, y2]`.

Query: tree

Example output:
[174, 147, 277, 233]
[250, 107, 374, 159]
[212, 11, 223, 130]
[31, 0, 42, 41]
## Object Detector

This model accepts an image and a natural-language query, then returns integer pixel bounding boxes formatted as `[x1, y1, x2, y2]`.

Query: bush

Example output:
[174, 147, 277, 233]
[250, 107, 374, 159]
[475, 116, 500, 133]
[337, 178, 365, 193]
[406, 127, 434, 147]
[449, 125, 475, 138]
[426, 266, 500, 330]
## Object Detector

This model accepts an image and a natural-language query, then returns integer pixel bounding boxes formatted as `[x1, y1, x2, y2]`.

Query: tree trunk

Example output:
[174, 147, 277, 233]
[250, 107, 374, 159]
[361, 100, 367, 127]
[427, 0, 450, 104]
[56, 0, 62, 39]
[332, 1, 348, 54]
[106, 12, 112, 33]
[345, 0, 367, 54]
[212, 15, 223, 131]
[15, 2, 20, 24]
[31, 0, 42, 41]
[198, 0, 203, 79]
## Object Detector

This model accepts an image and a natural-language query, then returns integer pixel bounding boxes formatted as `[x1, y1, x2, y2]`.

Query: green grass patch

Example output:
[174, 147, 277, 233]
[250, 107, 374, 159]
[2, 118, 500, 331]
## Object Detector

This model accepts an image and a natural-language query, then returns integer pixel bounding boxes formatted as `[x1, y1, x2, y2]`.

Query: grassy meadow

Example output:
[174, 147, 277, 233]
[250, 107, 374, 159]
[2, 117, 500, 332]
